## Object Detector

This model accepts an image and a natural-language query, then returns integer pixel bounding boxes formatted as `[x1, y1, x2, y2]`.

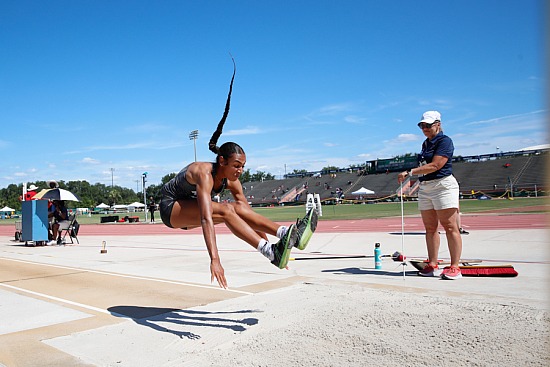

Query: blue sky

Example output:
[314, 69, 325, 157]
[1, 0, 547, 191]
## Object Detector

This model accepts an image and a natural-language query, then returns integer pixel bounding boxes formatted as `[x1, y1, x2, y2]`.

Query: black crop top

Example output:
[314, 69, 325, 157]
[161, 163, 227, 200]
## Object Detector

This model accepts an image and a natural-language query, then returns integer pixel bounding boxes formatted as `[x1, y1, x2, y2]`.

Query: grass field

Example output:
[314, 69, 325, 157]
[254, 196, 548, 221]
[0, 197, 546, 226]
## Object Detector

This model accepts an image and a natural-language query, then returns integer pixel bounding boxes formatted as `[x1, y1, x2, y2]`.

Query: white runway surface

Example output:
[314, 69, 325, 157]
[0, 228, 548, 366]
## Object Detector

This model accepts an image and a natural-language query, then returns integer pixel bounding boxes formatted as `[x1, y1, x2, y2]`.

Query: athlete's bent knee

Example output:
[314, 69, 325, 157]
[217, 202, 238, 219]
[231, 200, 252, 215]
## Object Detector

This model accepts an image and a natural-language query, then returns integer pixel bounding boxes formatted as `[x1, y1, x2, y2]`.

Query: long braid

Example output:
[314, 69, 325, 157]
[209, 56, 236, 155]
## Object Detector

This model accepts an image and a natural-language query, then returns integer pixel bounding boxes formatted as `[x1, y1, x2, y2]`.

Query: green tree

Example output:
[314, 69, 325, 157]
[251, 171, 275, 182]
[239, 169, 252, 183]
[321, 166, 339, 173]
[138, 172, 176, 202]
[108, 189, 122, 206]
[144, 183, 162, 202]
[0, 184, 22, 211]
[161, 173, 176, 185]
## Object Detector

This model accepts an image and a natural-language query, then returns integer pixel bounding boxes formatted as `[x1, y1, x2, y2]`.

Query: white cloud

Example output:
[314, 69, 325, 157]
[395, 134, 419, 143]
[344, 115, 366, 124]
[465, 110, 546, 126]
[318, 103, 353, 115]
[82, 157, 100, 164]
[224, 126, 262, 136]
[357, 153, 372, 159]
[303, 102, 358, 124]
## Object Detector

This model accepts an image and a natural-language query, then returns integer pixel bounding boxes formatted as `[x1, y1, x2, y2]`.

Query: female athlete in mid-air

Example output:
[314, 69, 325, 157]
[160, 60, 317, 289]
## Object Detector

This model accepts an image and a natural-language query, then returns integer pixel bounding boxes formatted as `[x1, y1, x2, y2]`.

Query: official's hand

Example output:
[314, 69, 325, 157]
[397, 171, 408, 183]
[210, 259, 227, 289]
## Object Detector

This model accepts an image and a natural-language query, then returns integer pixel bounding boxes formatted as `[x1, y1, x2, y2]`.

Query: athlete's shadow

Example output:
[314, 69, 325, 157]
[108, 305, 260, 340]
[322, 267, 417, 277]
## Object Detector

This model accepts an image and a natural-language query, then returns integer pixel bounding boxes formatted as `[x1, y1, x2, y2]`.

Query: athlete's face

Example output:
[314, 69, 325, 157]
[220, 153, 246, 181]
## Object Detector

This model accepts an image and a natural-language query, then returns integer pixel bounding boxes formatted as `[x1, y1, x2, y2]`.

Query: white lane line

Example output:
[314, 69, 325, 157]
[0, 257, 253, 295]
[0, 283, 122, 316]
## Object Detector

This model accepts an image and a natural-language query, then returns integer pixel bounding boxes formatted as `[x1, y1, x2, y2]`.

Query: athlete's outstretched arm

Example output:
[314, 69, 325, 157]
[194, 170, 227, 289]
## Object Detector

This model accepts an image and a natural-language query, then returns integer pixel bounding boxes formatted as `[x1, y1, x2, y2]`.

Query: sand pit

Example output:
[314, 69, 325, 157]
[176, 282, 549, 366]
[168, 281, 547, 366]
[51, 281, 546, 367]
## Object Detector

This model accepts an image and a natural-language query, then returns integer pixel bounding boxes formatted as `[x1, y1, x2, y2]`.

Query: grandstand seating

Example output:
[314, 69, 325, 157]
[452, 154, 546, 192]
[220, 153, 547, 205]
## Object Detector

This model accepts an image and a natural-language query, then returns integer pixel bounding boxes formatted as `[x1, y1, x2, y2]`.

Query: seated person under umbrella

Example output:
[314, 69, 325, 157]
[48, 200, 70, 245]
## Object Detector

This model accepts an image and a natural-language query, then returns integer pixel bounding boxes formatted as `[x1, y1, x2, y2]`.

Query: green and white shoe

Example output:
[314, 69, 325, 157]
[294, 208, 318, 250]
[271, 224, 297, 269]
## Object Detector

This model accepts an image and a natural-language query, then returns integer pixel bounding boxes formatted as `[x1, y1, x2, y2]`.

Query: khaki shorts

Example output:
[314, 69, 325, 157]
[418, 175, 459, 211]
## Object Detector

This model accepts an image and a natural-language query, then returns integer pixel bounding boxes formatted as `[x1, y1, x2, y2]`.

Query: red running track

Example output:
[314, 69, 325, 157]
[1, 213, 546, 237]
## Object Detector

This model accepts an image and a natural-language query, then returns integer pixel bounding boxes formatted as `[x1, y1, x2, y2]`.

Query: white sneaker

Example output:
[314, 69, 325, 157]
[47, 240, 56, 246]
[418, 264, 443, 277]
[441, 266, 463, 280]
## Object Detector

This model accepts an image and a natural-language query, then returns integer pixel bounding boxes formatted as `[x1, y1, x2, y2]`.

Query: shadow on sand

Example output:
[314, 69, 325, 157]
[108, 306, 261, 340]
[322, 267, 417, 277]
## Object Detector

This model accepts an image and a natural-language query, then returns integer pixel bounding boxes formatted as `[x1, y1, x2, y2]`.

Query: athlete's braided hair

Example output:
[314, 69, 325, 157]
[208, 56, 245, 162]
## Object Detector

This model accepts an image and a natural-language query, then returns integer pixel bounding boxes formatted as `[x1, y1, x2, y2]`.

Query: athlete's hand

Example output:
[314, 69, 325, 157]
[210, 259, 227, 289]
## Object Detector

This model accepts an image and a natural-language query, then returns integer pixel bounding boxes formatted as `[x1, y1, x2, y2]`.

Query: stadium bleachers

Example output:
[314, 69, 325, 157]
[220, 152, 547, 205]
[452, 154, 547, 192]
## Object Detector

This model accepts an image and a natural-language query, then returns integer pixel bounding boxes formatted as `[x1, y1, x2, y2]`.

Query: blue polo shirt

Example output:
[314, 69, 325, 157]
[418, 132, 454, 182]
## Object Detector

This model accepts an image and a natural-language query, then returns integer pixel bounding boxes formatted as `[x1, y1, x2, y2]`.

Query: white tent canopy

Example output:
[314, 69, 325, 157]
[112, 204, 128, 210]
[128, 202, 145, 208]
[351, 187, 375, 195]
[0, 206, 15, 212]
[95, 203, 109, 209]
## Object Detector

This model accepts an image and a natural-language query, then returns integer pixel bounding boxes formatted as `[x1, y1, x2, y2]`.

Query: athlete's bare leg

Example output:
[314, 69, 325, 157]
[169, 199, 264, 247]
[229, 201, 280, 236]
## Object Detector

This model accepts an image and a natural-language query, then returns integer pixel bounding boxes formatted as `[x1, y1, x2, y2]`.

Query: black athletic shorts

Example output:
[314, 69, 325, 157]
[160, 196, 193, 230]
[159, 196, 175, 228]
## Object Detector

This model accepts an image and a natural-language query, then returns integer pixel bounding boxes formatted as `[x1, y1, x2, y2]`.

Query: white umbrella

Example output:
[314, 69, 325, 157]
[33, 188, 81, 202]
[0, 206, 15, 212]
[351, 187, 375, 195]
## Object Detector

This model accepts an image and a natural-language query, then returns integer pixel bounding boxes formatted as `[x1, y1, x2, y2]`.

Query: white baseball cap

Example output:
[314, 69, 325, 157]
[419, 111, 441, 124]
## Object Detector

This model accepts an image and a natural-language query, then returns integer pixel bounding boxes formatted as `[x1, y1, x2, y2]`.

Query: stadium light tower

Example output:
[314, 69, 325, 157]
[110, 168, 115, 188]
[189, 130, 199, 162]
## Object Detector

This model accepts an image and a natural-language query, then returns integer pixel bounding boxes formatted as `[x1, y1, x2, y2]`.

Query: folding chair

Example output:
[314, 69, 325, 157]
[59, 213, 80, 244]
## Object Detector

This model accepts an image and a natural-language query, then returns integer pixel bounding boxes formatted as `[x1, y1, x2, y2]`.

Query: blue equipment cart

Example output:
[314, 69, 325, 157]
[21, 200, 49, 246]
